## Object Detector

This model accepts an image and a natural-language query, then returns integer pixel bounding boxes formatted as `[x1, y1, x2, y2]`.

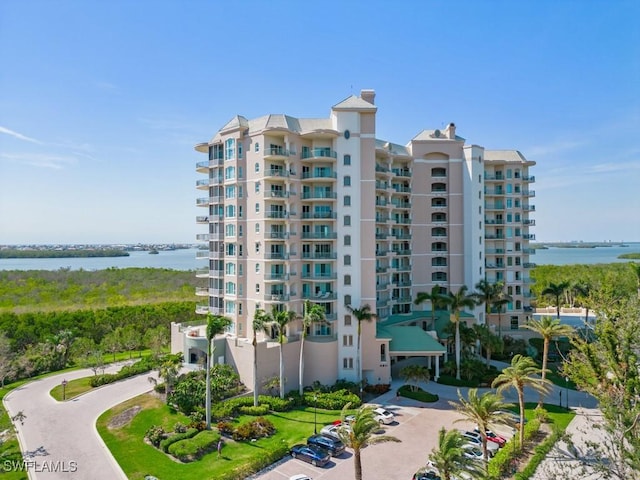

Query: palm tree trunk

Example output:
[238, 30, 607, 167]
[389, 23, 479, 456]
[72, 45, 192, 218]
[539, 338, 549, 408]
[357, 322, 362, 393]
[354, 448, 363, 480]
[253, 334, 259, 407]
[299, 336, 305, 396]
[518, 388, 526, 447]
[206, 339, 212, 429]
[455, 320, 461, 381]
[556, 295, 561, 318]
[279, 344, 285, 399]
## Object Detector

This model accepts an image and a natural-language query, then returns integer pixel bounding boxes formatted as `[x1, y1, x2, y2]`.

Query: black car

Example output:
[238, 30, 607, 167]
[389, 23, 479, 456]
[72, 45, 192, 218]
[413, 468, 441, 480]
[290, 443, 331, 467]
[307, 434, 346, 457]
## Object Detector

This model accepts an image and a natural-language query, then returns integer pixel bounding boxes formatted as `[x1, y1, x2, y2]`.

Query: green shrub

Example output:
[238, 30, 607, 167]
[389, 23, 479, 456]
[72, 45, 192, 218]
[89, 357, 158, 387]
[217, 421, 234, 436]
[397, 384, 439, 403]
[168, 430, 220, 462]
[159, 428, 198, 453]
[231, 417, 275, 441]
[173, 422, 187, 433]
[514, 428, 561, 479]
[239, 404, 269, 416]
[223, 443, 290, 480]
[145, 425, 166, 447]
[302, 389, 361, 410]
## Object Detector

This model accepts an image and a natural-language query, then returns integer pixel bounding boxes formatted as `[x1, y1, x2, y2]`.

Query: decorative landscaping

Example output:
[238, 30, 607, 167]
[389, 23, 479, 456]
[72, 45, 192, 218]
[397, 384, 439, 403]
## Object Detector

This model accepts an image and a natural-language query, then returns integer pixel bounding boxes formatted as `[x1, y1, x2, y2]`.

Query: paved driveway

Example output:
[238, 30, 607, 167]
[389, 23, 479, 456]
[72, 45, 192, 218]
[3, 364, 157, 480]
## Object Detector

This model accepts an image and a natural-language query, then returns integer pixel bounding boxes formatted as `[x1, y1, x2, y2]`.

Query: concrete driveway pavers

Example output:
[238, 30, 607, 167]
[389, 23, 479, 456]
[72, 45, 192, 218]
[4, 364, 157, 480]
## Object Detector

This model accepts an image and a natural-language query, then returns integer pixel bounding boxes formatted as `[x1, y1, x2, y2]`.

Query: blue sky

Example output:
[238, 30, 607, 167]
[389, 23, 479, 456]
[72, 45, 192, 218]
[1, 0, 638, 244]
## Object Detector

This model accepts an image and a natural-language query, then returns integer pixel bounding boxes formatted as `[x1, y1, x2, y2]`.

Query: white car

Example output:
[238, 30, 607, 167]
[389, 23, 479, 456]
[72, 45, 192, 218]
[289, 475, 312, 480]
[373, 407, 395, 424]
[461, 431, 499, 456]
[462, 445, 484, 460]
[320, 423, 351, 440]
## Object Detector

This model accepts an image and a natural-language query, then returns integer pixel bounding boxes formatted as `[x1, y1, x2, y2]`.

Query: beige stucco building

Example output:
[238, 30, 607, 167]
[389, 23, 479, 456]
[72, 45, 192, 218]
[172, 89, 536, 394]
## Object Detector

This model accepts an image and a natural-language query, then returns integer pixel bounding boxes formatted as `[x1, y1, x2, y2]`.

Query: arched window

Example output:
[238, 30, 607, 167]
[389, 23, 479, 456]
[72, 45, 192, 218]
[432, 197, 447, 207]
[431, 242, 447, 252]
[380, 344, 386, 362]
[432, 227, 446, 237]
[431, 167, 446, 177]
[432, 271, 447, 281]
[432, 212, 447, 223]
[431, 182, 446, 193]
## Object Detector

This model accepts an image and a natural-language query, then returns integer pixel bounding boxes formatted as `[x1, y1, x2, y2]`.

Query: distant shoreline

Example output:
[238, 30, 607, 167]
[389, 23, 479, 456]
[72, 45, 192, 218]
[0, 248, 130, 259]
[532, 242, 632, 249]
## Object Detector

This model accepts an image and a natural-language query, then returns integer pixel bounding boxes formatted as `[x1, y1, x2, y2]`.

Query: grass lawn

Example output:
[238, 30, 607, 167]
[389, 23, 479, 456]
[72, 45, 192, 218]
[97, 393, 350, 480]
[50, 376, 94, 401]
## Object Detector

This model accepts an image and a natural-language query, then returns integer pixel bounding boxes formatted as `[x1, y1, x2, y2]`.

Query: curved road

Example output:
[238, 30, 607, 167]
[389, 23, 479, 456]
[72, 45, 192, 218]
[3, 364, 157, 479]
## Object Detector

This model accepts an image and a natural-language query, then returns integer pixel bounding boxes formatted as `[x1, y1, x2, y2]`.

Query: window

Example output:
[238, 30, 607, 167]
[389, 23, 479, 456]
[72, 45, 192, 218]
[255, 181, 260, 193]
[225, 282, 236, 295]
[225, 263, 236, 275]
[255, 223, 260, 233]
[343, 154, 351, 165]
[432, 198, 446, 207]
[380, 344, 386, 362]
[238, 226, 243, 237]
[238, 264, 243, 275]
[344, 315, 352, 326]
[344, 275, 351, 286]
[225, 186, 236, 199]
[510, 316, 519, 330]
[255, 284, 260, 293]
[255, 264, 261, 273]
[431, 167, 446, 177]
[343, 335, 353, 346]
[344, 176, 351, 187]
[344, 215, 351, 226]
[344, 195, 351, 206]
[238, 303, 242, 315]
[225, 224, 235, 237]
[255, 142, 259, 152]
[255, 242, 260, 253]
[238, 166, 243, 179]
[225, 302, 235, 314]
[344, 254, 351, 266]
[344, 294, 352, 305]
[225, 138, 235, 160]
[432, 271, 447, 281]
[343, 357, 354, 369]
[226, 243, 236, 256]
[255, 162, 260, 172]
[255, 203, 260, 213]
[225, 166, 235, 180]
[344, 235, 351, 246]
[225, 205, 235, 218]
[479, 174, 482, 183]
[238, 186, 243, 198]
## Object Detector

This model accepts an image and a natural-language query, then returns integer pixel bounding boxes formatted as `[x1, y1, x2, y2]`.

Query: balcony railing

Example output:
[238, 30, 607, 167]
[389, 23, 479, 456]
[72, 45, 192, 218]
[301, 212, 336, 219]
[302, 292, 337, 300]
[301, 191, 337, 200]
[264, 273, 290, 281]
[266, 231, 291, 239]
[265, 147, 290, 157]
[264, 294, 290, 301]
[301, 272, 337, 280]
[266, 211, 290, 219]
[264, 168, 289, 177]
[267, 190, 292, 198]
[523, 205, 536, 211]
[264, 252, 289, 260]
[301, 148, 337, 159]
[301, 232, 337, 239]
[302, 252, 337, 260]
[302, 171, 337, 179]
[392, 169, 411, 177]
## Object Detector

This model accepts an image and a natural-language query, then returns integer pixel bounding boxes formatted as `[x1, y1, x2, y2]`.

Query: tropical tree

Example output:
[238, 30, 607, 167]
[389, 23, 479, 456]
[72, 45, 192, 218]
[205, 314, 232, 429]
[521, 316, 573, 407]
[414, 286, 447, 330]
[346, 304, 376, 394]
[399, 364, 430, 392]
[337, 404, 400, 480]
[263, 307, 297, 399]
[491, 354, 551, 447]
[299, 300, 326, 395]
[541, 281, 570, 318]
[450, 388, 514, 461]
[572, 281, 593, 325]
[440, 286, 476, 380]
[473, 279, 500, 324]
[628, 262, 640, 298]
[0, 333, 16, 387]
[252, 308, 270, 407]
[100, 329, 122, 362]
[493, 288, 512, 337]
[428, 427, 485, 480]
[473, 323, 503, 367]
[158, 352, 182, 396]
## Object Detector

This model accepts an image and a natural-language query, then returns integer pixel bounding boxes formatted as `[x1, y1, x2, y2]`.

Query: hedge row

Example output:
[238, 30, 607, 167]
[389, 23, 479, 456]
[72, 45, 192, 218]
[89, 358, 157, 387]
[211, 395, 295, 420]
[514, 427, 561, 479]
[220, 443, 290, 480]
[487, 418, 542, 479]
[159, 428, 199, 453]
[300, 389, 362, 410]
[397, 384, 439, 403]
[168, 430, 220, 462]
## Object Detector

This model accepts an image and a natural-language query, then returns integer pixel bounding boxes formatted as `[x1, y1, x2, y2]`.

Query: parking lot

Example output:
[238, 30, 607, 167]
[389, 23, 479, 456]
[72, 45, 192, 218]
[249, 397, 497, 480]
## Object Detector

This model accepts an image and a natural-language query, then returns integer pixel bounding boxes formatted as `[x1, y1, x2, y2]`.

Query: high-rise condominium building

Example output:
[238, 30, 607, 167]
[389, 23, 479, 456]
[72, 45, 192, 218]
[183, 89, 535, 389]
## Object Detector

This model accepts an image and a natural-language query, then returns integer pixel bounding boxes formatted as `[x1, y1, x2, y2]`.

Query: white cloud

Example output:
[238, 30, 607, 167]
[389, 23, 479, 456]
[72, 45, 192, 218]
[0, 126, 43, 144]
[0, 152, 78, 169]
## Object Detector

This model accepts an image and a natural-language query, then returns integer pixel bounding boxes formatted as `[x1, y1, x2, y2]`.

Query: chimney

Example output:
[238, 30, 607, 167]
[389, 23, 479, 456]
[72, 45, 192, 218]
[360, 89, 375, 105]
[445, 122, 456, 139]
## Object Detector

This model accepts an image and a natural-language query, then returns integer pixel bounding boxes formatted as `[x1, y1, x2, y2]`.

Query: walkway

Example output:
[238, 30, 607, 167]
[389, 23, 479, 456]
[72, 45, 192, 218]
[3, 364, 157, 479]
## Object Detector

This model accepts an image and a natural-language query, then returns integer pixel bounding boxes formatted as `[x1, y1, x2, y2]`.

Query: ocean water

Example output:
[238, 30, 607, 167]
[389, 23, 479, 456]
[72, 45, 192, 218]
[533, 243, 640, 266]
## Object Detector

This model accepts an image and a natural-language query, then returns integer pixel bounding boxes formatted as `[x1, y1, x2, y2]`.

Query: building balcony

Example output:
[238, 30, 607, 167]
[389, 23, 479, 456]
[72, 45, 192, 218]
[393, 264, 412, 272]
[376, 199, 389, 207]
[392, 185, 411, 193]
[266, 211, 290, 219]
[195, 268, 209, 278]
[394, 217, 411, 225]
[301, 272, 337, 280]
[521, 248, 536, 254]
[195, 249, 223, 259]
[485, 234, 505, 240]
[391, 202, 411, 209]
[485, 203, 505, 211]
[393, 233, 412, 240]
[523, 234, 536, 240]
[301, 148, 337, 160]
[523, 219, 536, 225]
[266, 231, 292, 240]
[522, 175, 535, 182]
[195, 233, 224, 242]
[485, 248, 505, 254]
[266, 190, 293, 199]
[301, 232, 337, 240]
[195, 158, 223, 173]
[392, 249, 411, 256]
[485, 264, 505, 270]
[302, 252, 337, 260]
[264, 273, 290, 281]
[196, 305, 224, 315]
[395, 280, 412, 287]
[376, 266, 389, 273]
[392, 296, 412, 303]
[196, 195, 223, 206]
[376, 282, 390, 291]
[264, 147, 291, 158]
[376, 298, 389, 308]
[392, 169, 411, 177]
[376, 249, 389, 256]
[196, 287, 223, 297]
[263, 168, 290, 178]
[523, 262, 537, 268]
[522, 190, 535, 197]
[431, 248, 447, 253]
[523, 205, 536, 211]
[302, 292, 337, 300]
[375, 233, 389, 239]
[264, 294, 291, 302]
[484, 173, 504, 181]
[302, 171, 337, 180]
[301, 211, 337, 220]
[264, 252, 289, 260]
[375, 165, 390, 173]
[301, 191, 337, 200]
[484, 189, 505, 195]
[484, 219, 505, 225]
[376, 181, 389, 190]
[376, 215, 390, 223]
[196, 215, 211, 224]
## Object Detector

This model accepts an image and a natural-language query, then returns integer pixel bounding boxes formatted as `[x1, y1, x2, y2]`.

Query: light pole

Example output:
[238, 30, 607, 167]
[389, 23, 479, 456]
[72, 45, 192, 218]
[565, 377, 569, 410]
[313, 394, 318, 434]
[61, 379, 68, 401]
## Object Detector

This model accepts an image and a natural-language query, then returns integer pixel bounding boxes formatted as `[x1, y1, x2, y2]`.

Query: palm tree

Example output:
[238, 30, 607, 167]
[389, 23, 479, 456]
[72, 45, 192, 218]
[491, 354, 551, 447]
[299, 300, 326, 395]
[473, 323, 503, 367]
[572, 281, 592, 325]
[205, 314, 232, 429]
[473, 279, 501, 325]
[337, 404, 400, 480]
[346, 304, 375, 394]
[263, 307, 297, 399]
[541, 281, 570, 318]
[521, 316, 573, 407]
[440, 286, 476, 380]
[252, 309, 270, 407]
[399, 364, 430, 392]
[450, 388, 513, 461]
[493, 288, 512, 337]
[414, 286, 446, 330]
[428, 428, 485, 480]
[157, 352, 182, 396]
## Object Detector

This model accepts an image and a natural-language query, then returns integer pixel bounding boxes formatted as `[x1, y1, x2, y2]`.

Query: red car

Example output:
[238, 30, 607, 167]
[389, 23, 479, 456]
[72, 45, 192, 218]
[474, 428, 507, 447]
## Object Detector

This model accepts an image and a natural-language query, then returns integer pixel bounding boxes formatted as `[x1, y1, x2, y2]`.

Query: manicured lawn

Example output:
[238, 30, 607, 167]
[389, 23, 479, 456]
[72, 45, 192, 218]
[97, 393, 350, 480]
[50, 376, 94, 401]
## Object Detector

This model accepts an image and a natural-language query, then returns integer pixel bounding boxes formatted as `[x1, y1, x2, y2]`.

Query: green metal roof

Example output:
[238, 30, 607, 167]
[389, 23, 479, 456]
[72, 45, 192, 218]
[376, 324, 446, 354]
[381, 310, 475, 338]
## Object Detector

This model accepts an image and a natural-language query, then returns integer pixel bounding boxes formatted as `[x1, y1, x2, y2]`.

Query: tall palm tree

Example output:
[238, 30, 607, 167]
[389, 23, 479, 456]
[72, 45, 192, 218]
[346, 304, 375, 394]
[521, 316, 574, 407]
[572, 281, 592, 325]
[205, 314, 232, 429]
[473, 279, 501, 325]
[450, 388, 514, 461]
[473, 323, 503, 367]
[263, 307, 297, 399]
[428, 428, 485, 480]
[541, 281, 570, 318]
[337, 404, 400, 480]
[491, 354, 551, 447]
[440, 286, 476, 380]
[252, 309, 270, 407]
[299, 300, 326, 395]
[157, 352, 182, 396]
[414, 286, 446, 330]
[493, 288, 512, 337]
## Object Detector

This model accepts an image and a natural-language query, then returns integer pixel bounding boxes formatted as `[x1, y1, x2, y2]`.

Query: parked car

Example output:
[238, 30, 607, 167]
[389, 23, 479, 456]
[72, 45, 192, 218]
[462, 445, 485, 460]
[289, 476, 312, 480]
[460, 431, 499, 456]
[373, 407, 395, 424]
[474, 428, 507, 447]
[290, 444, 331, 467]
[320, 423, 351, 440]
[307, 434, 346, 457]
[413, 468, 441, 480]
